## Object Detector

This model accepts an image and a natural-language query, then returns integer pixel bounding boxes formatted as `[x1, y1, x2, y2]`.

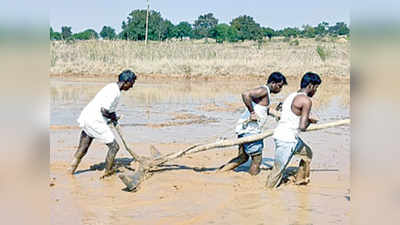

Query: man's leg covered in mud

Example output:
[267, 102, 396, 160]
[295, 141, 312, 185]
[266, 159, 285, 188]
[266, 139, 296, 188]
[249, 153, 262, 176]
[69, 130, 93, 174]
[218, 144, 249, 172]
[104, 140, 120, 176]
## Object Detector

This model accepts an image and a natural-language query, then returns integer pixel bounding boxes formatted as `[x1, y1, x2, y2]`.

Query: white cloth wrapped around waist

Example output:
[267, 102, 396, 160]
[235, 102, 269, 135]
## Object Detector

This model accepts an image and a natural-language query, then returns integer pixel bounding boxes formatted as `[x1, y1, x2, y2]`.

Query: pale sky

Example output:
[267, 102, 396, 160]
[50, 0, 350, 33]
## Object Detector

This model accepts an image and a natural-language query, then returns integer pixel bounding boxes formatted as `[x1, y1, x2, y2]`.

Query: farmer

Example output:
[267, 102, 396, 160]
[218, 72, 287, 175]
[266, 72, 321, 188]
[68, 69, 137, 177]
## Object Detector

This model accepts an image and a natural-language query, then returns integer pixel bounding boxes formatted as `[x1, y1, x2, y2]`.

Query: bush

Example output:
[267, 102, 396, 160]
[257, 39, 265, 49]
[283, 37, 290, 42]
[289, 39, 299, 46]
[316, 45, 328, 61]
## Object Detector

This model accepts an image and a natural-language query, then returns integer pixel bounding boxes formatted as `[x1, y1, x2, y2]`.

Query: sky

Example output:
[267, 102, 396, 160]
[50, 0, 350, 33]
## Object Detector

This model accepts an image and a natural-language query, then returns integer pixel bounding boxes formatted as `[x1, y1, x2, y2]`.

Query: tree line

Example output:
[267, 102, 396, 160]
[50, 10, 350, 42]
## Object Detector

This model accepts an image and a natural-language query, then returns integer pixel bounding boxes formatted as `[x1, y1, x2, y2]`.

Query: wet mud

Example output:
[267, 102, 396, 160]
[50, 77, 350, 225]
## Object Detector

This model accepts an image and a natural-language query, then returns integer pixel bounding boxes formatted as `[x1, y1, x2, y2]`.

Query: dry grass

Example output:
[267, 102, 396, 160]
[50, 38, 349, 78]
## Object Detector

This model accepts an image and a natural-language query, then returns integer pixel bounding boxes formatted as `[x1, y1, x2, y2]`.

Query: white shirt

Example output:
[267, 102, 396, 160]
[273, 92, 306, 142]
[235, 85, 270, 135]
[77, 83, 121, 126]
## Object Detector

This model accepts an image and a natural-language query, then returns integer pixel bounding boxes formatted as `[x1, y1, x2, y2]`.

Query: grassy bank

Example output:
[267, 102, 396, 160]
[50, 37, 349, 78]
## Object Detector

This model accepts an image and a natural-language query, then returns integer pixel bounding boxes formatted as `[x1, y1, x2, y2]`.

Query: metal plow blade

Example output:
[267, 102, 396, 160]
[118, 164, 146, 192]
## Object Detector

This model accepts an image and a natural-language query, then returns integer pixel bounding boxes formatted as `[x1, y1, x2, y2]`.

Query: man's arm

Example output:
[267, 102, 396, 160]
[299, 98, 313, 131]
[241, 87, 268, 121]
[101, 107, 118, 123]
[100, 85, 120, 124]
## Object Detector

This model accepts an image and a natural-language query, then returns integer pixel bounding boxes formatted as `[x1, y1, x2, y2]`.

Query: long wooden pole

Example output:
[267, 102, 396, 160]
[151, 119, 350, 166]
[119, 119, 350, 191]
[113, 124, 145, 164]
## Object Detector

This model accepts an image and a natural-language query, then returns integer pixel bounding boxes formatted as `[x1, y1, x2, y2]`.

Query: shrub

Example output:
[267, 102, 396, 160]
[282, 37, 290, 42]
[316, 45, 328, 61]
[289, 39, 299, 46]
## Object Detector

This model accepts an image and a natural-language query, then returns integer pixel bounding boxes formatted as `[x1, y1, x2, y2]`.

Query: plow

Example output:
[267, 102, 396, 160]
[109, 119, 350, 192]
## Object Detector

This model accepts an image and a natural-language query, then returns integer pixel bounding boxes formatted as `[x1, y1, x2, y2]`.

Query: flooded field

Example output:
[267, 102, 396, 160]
[50, 76, 350, 225]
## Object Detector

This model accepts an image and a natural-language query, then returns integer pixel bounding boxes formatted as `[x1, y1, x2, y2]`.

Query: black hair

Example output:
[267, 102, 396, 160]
[267, 72, 288, 85]
[118, 70, 136, 82]
[300, 72, 322, 88]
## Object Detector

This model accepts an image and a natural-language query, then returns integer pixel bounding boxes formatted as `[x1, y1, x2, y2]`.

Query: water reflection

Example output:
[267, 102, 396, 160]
[51, 77, 349, 107]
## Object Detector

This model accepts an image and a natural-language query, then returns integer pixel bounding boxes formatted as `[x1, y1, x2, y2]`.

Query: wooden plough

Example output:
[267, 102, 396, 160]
[115, 119, 350, 192]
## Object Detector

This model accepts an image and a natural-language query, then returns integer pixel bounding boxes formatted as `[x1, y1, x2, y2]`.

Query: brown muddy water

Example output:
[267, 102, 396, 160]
[50, 77, 350, 225]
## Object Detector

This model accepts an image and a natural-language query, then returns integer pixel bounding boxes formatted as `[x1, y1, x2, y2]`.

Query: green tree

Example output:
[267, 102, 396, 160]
[226, 26, 239, 42]
[280, 27, 300, 38]
[314, 22, 329, 36]
[72, 29, 99, 40]
[100, 26, 116, 40]
[119, 22, 128, 39]
[61, 26, 72, 40]
[50, 27, 61, 40]
[159, 19, 175, 40]
[120, 9, 168, 41]
[210, 23, 230, 43]
[174, 21, 192, 40]
[328, 22, 350, 36]
[261, 27, 275, 40]
[230, 15, 263, 41]
[302, 24, 316, 38]
[193, 13, 218, 40]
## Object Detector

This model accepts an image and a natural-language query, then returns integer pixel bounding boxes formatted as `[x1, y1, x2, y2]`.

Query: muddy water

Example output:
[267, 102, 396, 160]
[50, 77, 350, 225]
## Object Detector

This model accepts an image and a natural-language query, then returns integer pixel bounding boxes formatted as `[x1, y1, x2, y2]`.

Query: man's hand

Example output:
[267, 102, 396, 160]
[101, 108, 121, 126]
[309, 114, 319, 124]
[249, 111, 258, 121]
[309, 112, 319, 124]
[111, 114, 121, 126]
[275, 102, 283, 112]
[107, 112, 118, 125]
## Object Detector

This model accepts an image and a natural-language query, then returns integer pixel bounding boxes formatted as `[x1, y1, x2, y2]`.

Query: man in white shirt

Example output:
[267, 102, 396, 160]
[266, 72, 321, 188]
[69, 70, 136, 177]
[218, 72, 287, 175]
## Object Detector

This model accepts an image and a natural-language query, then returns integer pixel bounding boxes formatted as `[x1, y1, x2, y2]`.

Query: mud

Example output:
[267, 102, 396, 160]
[50, 77, 350, 225]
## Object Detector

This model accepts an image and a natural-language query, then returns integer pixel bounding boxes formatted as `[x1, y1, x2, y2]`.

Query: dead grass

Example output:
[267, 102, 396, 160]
[50, 38, 349, 78]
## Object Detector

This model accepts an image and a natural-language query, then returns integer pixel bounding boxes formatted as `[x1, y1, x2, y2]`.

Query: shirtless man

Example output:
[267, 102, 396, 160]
[218, 72, 287, 175]
[266, 72, 321, 188]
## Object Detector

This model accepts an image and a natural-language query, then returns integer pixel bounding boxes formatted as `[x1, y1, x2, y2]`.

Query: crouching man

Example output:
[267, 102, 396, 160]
[266, 72, 321, 188]
[218, 72, 287, 175]
[69, 70, 136, 177]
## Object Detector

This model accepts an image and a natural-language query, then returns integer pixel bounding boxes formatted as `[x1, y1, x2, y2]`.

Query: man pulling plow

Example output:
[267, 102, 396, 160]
[68, 70, 349, 192]
[116, 72, 348, 192]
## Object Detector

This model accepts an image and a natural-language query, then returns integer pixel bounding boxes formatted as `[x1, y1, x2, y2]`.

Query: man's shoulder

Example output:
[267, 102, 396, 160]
[258, 85, 268, 90]
[105, 82, 120, 91]
[98, 83, 120, 97]
[293, 93, 311, 104]
[106, 82, 118, 87]
[252, 85, 269, 95]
